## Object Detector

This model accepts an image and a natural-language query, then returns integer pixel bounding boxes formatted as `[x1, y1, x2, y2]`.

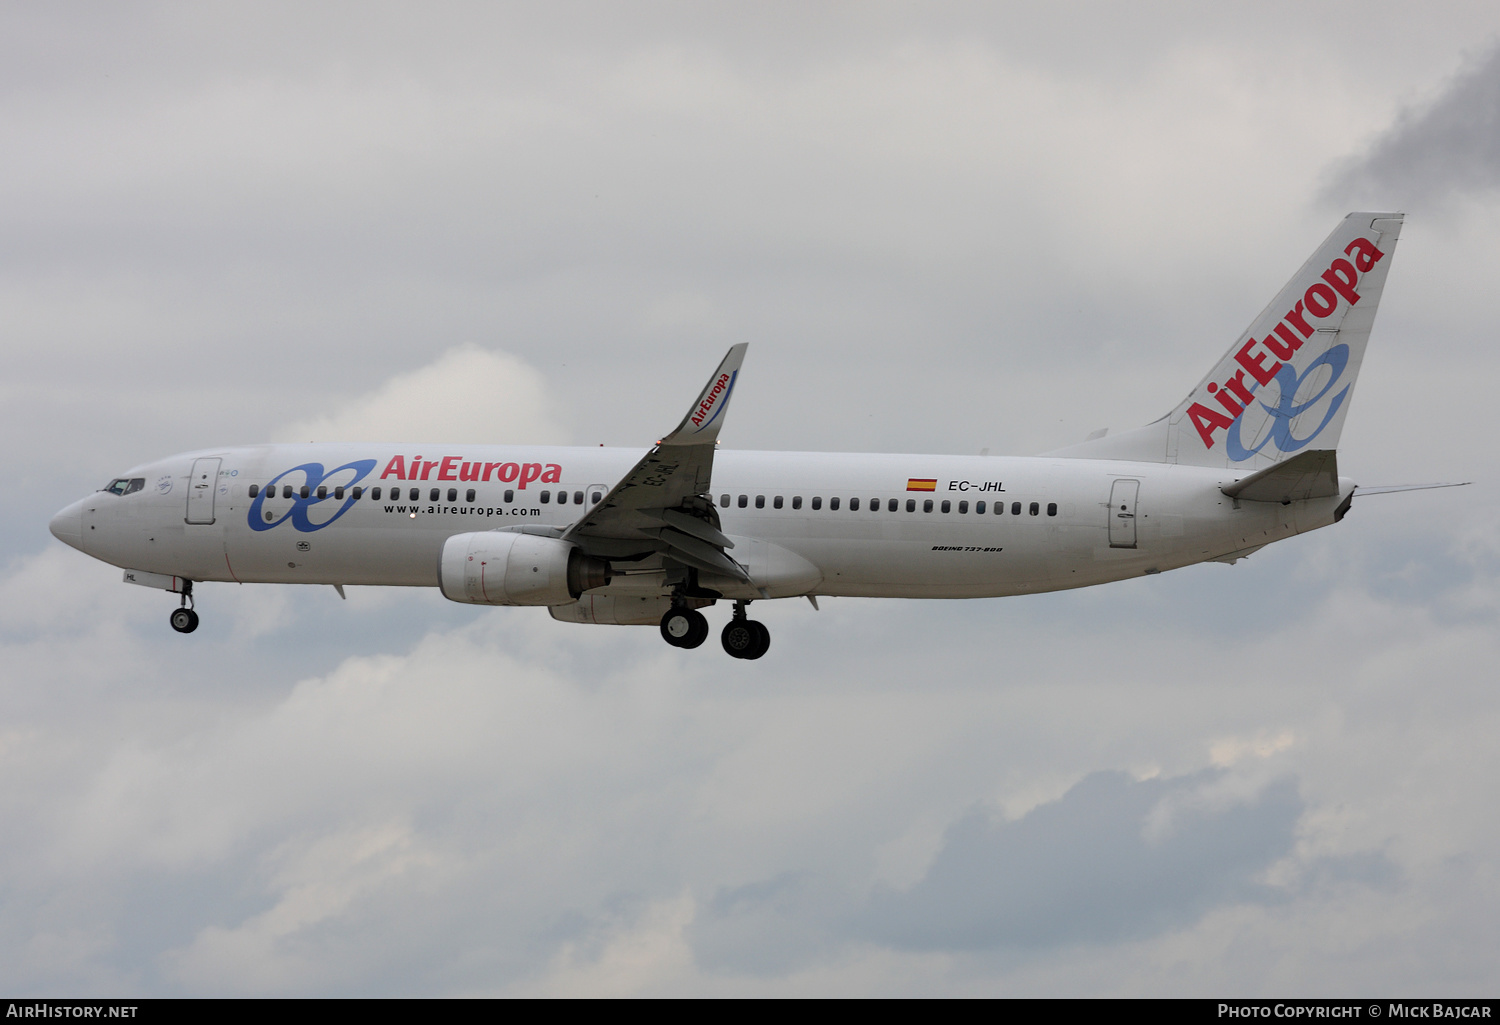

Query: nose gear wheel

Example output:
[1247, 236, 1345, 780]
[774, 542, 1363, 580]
[169, 580, 198, 633]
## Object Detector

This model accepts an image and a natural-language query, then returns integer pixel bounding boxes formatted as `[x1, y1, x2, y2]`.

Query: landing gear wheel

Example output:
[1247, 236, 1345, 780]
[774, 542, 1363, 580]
[722, 619, 770, 660]
[660, 607, 708, 649]
[170, 608, 199, 634]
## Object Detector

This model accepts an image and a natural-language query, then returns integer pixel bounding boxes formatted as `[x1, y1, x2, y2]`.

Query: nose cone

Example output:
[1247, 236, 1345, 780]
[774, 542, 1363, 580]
[49, 499, 85, 552]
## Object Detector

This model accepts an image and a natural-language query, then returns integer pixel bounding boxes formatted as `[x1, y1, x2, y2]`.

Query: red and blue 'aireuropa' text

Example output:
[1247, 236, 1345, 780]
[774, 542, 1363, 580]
[1186, 236, 1384, 453]
[379, 455, 561, 489]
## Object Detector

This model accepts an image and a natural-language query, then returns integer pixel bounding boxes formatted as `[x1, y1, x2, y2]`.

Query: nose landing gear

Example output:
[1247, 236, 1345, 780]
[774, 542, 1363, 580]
[721, 601, 770, 660]
[169, 581, 199, 634]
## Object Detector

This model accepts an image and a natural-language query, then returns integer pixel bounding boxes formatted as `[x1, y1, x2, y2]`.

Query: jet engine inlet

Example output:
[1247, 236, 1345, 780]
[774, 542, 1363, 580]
[439, 532, 611, 606]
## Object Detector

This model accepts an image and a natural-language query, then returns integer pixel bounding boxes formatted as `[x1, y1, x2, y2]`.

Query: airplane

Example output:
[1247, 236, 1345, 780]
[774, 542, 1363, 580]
[48, 212, 1458, 659]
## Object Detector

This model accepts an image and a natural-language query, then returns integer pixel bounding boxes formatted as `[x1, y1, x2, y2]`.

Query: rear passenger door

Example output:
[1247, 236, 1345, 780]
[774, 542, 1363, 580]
[1108, 479, 1138, 549]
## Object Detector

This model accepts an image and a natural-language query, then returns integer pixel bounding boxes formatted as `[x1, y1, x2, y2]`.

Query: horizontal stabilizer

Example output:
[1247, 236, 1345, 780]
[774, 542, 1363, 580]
[1221, 449, 1339, 503]
[1356, 482, 1471, 496]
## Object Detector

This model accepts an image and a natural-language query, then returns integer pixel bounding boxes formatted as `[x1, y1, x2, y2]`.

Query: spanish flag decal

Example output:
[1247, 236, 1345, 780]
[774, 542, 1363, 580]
[906, 478, 937, 492]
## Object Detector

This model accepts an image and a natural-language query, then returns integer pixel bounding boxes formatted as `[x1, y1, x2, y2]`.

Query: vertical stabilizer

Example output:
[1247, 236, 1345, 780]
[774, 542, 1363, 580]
[1051, 213, 1402, 468]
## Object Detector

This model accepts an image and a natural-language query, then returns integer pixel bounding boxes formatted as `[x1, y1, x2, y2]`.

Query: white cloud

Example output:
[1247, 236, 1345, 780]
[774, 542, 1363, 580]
[161, 820, 443, 994]
[275, 346, 567, 445]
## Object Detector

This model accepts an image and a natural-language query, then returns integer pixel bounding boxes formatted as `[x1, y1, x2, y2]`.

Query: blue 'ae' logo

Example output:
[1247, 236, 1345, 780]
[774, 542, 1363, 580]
[248, 460, 377, 532]
[1226, 345, 1350, 462]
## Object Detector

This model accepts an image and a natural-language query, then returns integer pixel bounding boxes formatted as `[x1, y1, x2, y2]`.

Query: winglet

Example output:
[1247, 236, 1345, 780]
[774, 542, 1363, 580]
[662, 344, 748, 446]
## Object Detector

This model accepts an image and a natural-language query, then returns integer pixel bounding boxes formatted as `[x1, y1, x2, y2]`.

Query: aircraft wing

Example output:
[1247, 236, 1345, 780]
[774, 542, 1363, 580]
[562, 344, 750, 580]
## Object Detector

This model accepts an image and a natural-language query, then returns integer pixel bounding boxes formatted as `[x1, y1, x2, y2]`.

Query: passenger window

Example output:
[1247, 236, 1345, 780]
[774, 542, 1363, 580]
[1029, 502, 1039, 516]
[466, 489, 476, 502]
[849, 498, 859, 511]
[792, 496, 802, 510]
[447, 488, 457, 502]
[976, 500, 985, 514]
[353, 487, 363, 500]
[958, 501, 968, 514]
[317, 486, 328, 499]
[248, 484, 260, 498]
[923, 499, 933, 513]
[755, 495, 765, 509]
[941, 500, 951, 513]
[540, 491, 550, 503]
[574, 491, 584, 505]
[773, 496, 783, 509]
[870, 498, 880, 512]
[738, 495, 748, 508]
[720, 494, 730, 507]
[504, 489, 514, 503]
[812, 497, 822, 510]
[906, 499, 916, 512]
[1011, 502, 1021, 515]
[1047, 502, 1058, 516]
[334, 486, 345, 500]
[371, 487, 381, 500]
[830, 497, 841, 511]
[300, 486, 310, 499]
[427, 488, 438, 502]
[592, 491, 602, 504]
[887, 498, 897, 512]
[283, 485, 294, 499]
[409, 488, 420, 501]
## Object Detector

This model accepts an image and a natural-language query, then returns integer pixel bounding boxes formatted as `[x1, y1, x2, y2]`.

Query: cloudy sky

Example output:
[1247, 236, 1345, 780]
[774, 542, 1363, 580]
[3, 1, 1498, 996]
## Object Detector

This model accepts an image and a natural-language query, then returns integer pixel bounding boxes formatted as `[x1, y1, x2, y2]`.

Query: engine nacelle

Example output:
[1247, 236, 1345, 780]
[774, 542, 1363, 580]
[439, 532, 610, 606]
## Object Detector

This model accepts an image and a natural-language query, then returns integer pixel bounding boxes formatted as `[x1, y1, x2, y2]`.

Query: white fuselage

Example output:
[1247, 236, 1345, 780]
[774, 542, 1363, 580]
[50, 444, 1350, 600]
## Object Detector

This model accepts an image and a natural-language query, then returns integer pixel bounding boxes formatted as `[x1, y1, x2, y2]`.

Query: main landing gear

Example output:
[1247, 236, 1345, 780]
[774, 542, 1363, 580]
[659, 604, 709, 649]
[720, 601, 770, 660]
[658, 600, 770, 659]
[169, 581, 199, 634]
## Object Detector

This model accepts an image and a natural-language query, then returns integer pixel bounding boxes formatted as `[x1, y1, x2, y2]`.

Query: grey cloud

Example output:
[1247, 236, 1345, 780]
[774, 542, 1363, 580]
[689, 873, 854, 975]
[1324, 42, 1500, 208]
[858, 769, 1301, 951]
[687, 768, 1359, 973]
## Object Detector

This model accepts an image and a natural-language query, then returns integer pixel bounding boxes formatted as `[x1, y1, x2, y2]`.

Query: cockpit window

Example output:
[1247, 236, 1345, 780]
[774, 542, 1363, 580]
[103, 478, 145, 496]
